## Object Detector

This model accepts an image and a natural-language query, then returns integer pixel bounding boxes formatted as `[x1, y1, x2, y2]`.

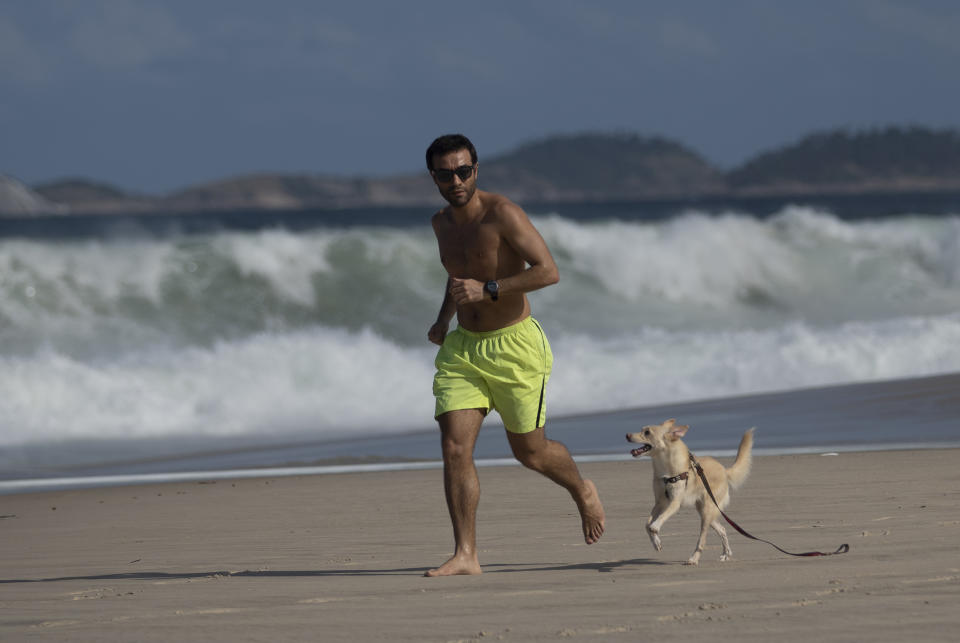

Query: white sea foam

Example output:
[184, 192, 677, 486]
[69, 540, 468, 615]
[535, 207, 960, 329]
[0, 327, 438, 444]
[546, 313, 960, 415]
[1, 311, 959, 447]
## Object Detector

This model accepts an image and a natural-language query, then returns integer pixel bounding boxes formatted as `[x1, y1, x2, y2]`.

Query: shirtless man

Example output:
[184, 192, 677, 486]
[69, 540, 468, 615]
[424, 134, 605, 577]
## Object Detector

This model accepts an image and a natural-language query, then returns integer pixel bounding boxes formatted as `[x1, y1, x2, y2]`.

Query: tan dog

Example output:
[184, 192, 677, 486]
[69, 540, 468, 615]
[626, 419, 754, 565]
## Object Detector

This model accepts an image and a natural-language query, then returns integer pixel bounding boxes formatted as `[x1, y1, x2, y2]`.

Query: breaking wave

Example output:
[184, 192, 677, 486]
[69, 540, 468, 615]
[2, 205, 959, 448]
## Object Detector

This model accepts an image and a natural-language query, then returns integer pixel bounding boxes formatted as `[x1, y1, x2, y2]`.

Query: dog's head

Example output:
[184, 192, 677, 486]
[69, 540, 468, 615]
[626, 418, 689, 457]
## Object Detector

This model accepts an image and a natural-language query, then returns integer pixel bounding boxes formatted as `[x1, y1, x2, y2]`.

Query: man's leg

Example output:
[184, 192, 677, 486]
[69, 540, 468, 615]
[506, 427, 606, 544]
[425, 408, 485, 577]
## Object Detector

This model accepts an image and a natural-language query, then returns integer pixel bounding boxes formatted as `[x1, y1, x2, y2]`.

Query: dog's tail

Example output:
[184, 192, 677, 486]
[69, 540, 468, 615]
[726, 428, 754, 489]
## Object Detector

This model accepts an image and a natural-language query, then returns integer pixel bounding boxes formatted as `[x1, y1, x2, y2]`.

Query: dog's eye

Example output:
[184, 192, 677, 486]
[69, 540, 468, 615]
[643, 430, 650, 436]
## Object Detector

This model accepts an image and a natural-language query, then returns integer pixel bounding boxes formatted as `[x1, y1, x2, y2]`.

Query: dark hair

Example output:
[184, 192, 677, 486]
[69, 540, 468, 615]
[425, 134, 478, 171]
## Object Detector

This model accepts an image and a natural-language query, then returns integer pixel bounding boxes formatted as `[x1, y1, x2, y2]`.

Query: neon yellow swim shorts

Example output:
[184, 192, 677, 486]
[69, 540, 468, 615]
[433, 316, 553, 433]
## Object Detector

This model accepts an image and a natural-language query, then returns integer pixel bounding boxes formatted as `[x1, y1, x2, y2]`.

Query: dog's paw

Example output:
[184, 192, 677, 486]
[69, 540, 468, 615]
[645, 527, 662, 551]
[684, 558, 700, 566]
[719, 553, 732, 562]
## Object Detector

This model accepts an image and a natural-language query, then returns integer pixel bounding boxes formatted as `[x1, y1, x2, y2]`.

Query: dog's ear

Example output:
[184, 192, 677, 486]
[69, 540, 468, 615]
[668, 424, 689, 440]
[663, 418, 676, 429]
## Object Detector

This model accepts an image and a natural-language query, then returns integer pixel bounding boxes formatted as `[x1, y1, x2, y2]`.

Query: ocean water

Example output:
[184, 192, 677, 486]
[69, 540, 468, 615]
[2, 198, 960, 486]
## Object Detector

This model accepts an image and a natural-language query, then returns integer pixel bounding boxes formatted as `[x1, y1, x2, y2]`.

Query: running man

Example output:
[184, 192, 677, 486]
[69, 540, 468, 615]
[424, 133, 605, 577]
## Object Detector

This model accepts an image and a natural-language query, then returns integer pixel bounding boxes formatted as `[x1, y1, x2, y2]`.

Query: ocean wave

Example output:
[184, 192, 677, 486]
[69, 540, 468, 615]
[534, 206, 960, 331]
[2, 312, 959, 448]
[3, 207, 960, 355]
[545, 312, 960, 414]
[0, 326, 438, 445]
[2, 205, 960, 449]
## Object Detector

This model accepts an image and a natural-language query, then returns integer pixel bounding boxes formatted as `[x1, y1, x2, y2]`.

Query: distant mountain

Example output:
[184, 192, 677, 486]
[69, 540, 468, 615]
[11, 126, 960, 216]
[32, 178, 154, 214]
[164, 173, 437, 211]
[481, 132, 724, 201]
[728, 126, 960, 194]
[23, 133, 723, 215]
[34, 177, 129, 202]
[0, 175, 67, 217]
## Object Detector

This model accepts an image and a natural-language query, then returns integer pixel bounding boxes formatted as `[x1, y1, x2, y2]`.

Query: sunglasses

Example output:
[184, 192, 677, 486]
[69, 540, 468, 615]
[432, 164, 475, 183]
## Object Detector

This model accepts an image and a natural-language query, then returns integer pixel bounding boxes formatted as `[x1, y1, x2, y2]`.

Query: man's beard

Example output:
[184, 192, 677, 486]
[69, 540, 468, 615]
[441, 182, 475, 207]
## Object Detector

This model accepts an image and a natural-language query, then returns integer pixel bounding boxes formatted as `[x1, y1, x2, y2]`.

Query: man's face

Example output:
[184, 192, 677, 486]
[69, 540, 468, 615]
[430, 149, 477, 207]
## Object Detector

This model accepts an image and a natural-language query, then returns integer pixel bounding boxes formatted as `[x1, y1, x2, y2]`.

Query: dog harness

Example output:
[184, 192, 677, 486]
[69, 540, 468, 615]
[662, 471, 689, 485]
[662, 470, 689, 500]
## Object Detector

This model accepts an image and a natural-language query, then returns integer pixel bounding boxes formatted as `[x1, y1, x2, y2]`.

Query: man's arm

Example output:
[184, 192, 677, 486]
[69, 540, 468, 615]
[428, 276, 457, 345]
[446, 200, 559, 305]
[494, 200, 559, 295]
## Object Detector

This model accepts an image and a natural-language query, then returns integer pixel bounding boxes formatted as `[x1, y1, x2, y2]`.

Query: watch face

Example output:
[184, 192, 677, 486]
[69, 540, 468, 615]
[486, 281, 499, 293]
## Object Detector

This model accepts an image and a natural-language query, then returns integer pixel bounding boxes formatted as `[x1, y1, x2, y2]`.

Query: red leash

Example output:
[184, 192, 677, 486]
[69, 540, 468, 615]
[690, 454, 849, 557]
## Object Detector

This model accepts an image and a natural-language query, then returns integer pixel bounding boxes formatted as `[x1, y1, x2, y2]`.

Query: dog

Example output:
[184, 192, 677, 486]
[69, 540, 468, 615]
[626, 419, 753, 565]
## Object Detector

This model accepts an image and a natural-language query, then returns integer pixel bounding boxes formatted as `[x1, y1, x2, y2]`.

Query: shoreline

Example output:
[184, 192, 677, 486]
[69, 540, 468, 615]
[4, 440, 960, 496]
[3, 370, 958, 493]
[2, 449, 958, 641]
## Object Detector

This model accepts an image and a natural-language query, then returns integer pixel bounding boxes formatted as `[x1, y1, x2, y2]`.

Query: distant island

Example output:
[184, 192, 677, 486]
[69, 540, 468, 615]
[3, 126, 960, 217]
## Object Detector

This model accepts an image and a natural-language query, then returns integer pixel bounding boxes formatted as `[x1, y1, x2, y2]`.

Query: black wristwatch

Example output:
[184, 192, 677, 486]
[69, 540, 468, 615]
[484, 280, 500, 301]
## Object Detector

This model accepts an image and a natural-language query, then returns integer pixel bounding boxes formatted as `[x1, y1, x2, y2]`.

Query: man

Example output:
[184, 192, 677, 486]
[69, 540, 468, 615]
[424, 133, 605, 577]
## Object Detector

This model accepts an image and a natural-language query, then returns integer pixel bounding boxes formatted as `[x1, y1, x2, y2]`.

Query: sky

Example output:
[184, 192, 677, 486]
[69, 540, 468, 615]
[3, 0, 960, 194]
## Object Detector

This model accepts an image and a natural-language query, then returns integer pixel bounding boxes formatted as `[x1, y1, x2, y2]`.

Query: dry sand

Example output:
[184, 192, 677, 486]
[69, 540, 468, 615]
[2, 449, 959, 642]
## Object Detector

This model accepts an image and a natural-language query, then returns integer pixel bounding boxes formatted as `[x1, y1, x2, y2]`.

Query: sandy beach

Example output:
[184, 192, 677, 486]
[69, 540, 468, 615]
[2, 448, 959, 642]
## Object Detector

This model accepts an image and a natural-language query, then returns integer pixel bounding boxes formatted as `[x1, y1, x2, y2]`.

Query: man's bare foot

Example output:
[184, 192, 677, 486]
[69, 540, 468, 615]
[577, 479, 605, 544]
[424, 553, 482, 577]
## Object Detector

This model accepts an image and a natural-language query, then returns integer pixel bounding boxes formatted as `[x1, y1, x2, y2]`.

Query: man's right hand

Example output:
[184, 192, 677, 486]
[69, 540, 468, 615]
[428, 321, 448, 346]
[448, 277, 485, 305]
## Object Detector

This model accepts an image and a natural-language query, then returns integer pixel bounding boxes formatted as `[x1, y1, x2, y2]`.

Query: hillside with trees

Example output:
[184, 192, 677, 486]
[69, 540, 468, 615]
[480, 132, 724, 201]
[727, 126, 960, 194]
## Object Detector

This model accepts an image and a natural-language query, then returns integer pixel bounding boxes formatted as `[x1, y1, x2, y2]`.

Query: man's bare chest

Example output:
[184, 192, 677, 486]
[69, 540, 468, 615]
[436, 222, 502, 275]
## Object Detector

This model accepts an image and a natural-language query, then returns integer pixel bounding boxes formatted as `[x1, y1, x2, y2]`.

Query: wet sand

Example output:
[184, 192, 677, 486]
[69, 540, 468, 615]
[2, 449, 959, 642]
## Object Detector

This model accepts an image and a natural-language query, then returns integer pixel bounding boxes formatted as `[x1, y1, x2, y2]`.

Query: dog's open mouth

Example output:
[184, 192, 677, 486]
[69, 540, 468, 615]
[630, 444, 652, 457]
